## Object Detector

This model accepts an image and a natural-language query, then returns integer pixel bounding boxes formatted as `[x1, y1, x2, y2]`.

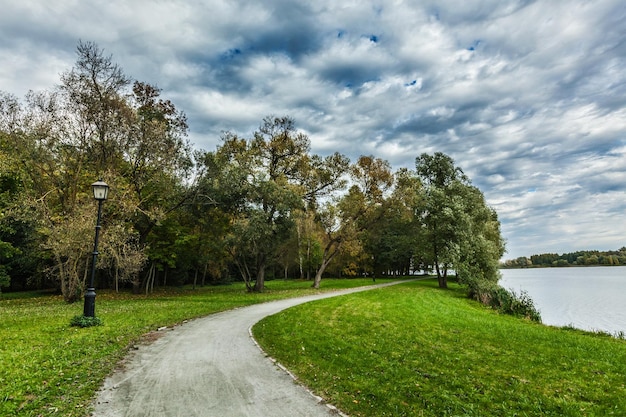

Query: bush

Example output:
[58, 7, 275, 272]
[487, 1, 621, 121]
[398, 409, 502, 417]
[70, 314, 103, 327]
[466, 280, 541, 322]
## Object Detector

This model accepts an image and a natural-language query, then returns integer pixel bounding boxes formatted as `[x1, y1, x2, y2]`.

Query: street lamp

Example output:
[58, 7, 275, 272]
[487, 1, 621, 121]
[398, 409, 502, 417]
[83, 179, 109, 318]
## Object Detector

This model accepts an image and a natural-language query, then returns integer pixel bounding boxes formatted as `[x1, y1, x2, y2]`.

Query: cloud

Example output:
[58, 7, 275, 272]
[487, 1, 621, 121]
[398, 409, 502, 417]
[1, 0, 625, 258]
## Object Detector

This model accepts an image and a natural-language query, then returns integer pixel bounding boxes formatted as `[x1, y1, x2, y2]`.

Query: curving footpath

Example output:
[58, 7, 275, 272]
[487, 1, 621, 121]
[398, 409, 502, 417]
[93, 280, 412, 417]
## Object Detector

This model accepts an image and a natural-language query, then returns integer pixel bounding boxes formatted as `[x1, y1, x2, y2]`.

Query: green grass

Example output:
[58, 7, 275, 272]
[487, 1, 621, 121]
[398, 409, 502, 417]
[253, 279, 626, 416]
[0, 278, 390, 417]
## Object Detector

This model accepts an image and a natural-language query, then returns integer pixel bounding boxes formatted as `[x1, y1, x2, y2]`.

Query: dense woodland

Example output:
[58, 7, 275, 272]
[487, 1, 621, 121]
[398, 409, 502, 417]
[0, 42, 506, 304]
[501, 248, 626, 268]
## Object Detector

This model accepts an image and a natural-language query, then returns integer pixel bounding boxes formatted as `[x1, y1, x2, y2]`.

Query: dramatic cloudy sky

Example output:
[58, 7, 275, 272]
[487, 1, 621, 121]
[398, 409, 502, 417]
[1, 0, 625, 259]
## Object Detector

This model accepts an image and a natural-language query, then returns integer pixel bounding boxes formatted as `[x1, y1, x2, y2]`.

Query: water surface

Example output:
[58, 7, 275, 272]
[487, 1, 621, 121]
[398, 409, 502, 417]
[499, 266, 626, 335]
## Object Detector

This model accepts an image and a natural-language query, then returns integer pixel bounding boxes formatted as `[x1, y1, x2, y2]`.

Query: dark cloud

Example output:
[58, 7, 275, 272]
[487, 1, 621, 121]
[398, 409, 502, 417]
[1, 0, 625, 258]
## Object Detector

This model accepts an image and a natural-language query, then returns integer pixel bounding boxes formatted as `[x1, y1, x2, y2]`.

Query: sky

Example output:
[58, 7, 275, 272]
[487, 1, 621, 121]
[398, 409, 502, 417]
[1, 0, 625, 259]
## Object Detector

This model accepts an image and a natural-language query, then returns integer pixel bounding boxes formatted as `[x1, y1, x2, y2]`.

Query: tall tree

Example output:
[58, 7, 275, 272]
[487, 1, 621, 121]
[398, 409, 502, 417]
[362, 168, 423, 277]
[0, 42, 193, 299]
[202, 118, 306, 291]
[59, 40, 132, 173]
[311, 199, 354, 288]
[200, 116, 349, 291]
[416, 152, 504, 289]
[311, 156, 392, 288]
[124, 81, 192, 245]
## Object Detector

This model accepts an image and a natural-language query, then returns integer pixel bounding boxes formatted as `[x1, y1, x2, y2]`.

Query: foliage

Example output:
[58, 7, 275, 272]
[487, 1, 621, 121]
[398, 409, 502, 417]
[416, 153, 505, 289]
[70, 314, 104, 327]
[0, 40, 506, 301]
[466, 279, 541, 321]
[254, 280, 626, 417]
[0, 41, 191, 297]
[494, 288, 542, 322]
[197, 116, 351, 291]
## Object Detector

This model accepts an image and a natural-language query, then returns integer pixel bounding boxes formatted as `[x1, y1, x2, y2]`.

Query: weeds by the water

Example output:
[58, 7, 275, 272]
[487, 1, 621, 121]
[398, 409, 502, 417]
[562, 323, 626, 340]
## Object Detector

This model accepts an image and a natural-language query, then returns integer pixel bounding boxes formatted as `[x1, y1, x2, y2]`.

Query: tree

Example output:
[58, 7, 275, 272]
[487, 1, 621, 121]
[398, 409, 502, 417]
[202, 117, 308, 291]
[311, 156, 392, 288]
[416, 153, 467, 288]
[0, 41, 194, 298]
[0, 93, 47, 291]
[198, 116, 350, 291]
[59, 40, 132, 173]
[310, 199, 354, 288]
[362, 168, 423, 277]
[0, 145, 22, 291]
[124, 81, 192, 245]
[416, 152, 504, 289]
[294, 209, 322, 280]
[350, 155, 394, 204]
[39, 200, 97, 302]
[454, 185, 505, 288]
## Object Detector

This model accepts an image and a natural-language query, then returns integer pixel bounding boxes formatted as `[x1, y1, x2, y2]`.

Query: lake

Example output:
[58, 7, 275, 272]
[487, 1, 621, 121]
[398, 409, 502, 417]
[499, 266, 626, 335]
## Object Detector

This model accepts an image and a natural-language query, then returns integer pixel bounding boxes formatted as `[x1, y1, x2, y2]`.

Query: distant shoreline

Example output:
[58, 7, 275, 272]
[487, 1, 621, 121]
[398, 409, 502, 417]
[500, 264, 624, 269]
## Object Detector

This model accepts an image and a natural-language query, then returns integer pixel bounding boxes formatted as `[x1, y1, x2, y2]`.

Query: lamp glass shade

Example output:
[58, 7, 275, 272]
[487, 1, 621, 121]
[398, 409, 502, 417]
[92, 180, 109, 200]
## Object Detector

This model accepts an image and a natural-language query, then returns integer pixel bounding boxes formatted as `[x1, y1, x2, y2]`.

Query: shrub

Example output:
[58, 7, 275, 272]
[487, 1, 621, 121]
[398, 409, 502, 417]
[70, 314, 103, 327]
[466, 279, 541, 322]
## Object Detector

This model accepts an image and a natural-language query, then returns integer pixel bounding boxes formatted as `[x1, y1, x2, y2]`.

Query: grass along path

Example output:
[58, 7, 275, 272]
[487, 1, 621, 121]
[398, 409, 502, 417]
[253, 279, 626, 416]
[0, 278, 392, 417]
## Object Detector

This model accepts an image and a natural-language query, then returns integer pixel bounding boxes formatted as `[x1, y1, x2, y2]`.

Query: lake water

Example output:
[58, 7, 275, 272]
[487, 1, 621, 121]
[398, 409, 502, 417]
[499, 266, 626, 335]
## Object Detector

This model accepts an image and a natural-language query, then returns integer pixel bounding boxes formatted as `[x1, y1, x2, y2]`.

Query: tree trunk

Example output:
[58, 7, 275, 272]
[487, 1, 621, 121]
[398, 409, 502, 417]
[132, 279, 141, 294]
[254, 263, 266, 292]
[312, 243, 340, 289]
[435, 263, 448, 288]
[297, 223, 304, 280]
[312, 262, 327, 289]
[145, 263, 156, 295]
[306, 238, 311, 280]
[114, 264, 119, 293]
[251, 253, 267, 292]
[432, 240, 448, 288]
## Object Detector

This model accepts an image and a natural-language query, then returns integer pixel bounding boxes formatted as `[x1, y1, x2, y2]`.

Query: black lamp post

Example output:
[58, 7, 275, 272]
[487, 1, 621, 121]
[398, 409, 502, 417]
[83, 179, 109, 318]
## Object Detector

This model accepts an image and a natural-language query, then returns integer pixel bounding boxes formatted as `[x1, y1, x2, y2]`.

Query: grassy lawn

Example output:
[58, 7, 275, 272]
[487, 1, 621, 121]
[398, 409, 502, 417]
[253, 279, 626, 417]
[0, 278, 388, 417]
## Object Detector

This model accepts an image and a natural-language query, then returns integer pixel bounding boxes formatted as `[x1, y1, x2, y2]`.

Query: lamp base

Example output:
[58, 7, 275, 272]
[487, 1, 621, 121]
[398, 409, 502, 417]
[83, 288, 96, 317]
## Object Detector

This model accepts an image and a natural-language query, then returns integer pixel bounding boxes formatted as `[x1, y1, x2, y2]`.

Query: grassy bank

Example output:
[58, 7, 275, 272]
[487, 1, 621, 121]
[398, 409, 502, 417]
[0, 278, 387, 417]
[253, 279, 626, 416]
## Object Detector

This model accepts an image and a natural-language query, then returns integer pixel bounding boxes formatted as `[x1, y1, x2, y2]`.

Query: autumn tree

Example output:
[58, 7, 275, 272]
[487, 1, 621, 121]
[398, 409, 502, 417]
[124, 81, 192, 245]
[197, 118, 304, 291]
[59, 40, 132, 172]
[197, 116, 350, 291]
[0, 42, 192, 299]
[310, 156, 392, 288]
[294, 208, 323, 280]
[310, 199, 353, 288]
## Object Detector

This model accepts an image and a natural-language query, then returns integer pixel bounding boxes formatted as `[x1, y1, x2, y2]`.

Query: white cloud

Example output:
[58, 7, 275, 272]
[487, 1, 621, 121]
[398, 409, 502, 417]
[0, 0, 624, 258]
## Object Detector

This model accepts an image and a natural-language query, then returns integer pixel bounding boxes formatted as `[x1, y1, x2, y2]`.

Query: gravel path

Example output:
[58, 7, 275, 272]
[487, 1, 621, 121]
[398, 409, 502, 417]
[92, 280, 411, 417]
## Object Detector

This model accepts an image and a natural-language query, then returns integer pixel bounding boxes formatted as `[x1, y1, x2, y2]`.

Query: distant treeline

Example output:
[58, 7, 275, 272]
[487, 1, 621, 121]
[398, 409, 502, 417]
[501, 247, 626, 268]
